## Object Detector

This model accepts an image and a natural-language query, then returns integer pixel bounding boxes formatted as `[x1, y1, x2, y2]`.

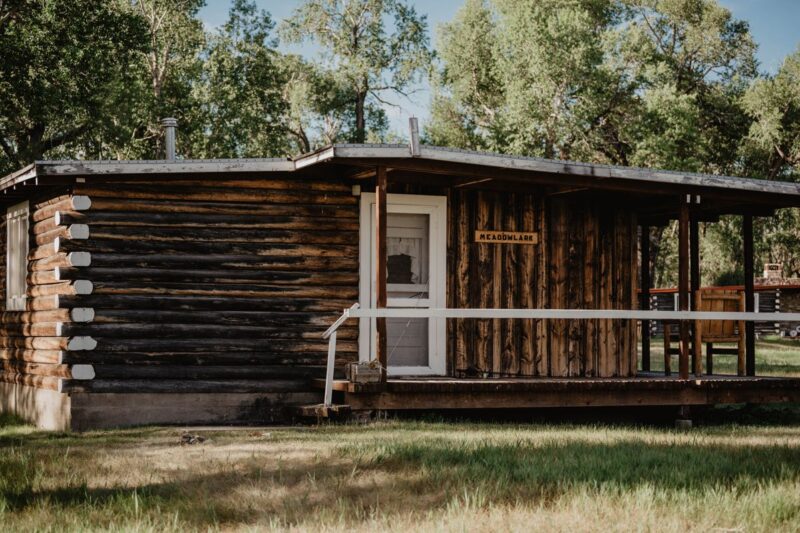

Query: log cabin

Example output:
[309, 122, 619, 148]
[2, 136, 800, 429]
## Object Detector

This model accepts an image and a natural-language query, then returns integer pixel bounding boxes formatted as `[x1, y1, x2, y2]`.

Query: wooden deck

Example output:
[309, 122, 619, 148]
[314, 374, 800, 411]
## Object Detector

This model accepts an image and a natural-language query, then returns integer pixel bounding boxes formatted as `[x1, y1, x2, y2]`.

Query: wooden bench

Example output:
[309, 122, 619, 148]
[663, 289, 746, 376]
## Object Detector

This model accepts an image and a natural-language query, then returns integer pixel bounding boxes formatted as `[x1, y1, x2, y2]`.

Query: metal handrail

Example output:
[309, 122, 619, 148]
[320, 305, 800, 407]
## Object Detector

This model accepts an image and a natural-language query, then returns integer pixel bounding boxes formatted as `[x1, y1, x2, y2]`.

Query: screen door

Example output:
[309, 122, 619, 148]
[359, 193, 446, 375]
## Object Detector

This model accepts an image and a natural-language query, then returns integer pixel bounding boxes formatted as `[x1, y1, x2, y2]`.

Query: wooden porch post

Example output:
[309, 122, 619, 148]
[743, 214, 756, 376]
[690, 203, 701, 376]
[678, 196, 690, 379]
[375, 166, 388, 381]
[640, 225, 651, 372]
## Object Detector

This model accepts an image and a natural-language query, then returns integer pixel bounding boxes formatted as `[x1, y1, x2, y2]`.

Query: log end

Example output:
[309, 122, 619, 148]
[67, 336, 97, 351]
[67, 252, 91, 267]
[70, 307, 95, 322]
[72, 280, 93, 295]
[70, 364, 95, 380]
[72, 196, 92, 211]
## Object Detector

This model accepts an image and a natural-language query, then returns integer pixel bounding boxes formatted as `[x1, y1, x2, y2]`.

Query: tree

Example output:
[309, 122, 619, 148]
[741, 47, 800, 181]
[281, 0, 432, 143]
[0, 0, 147, 173]
[191, 0, 290, 158]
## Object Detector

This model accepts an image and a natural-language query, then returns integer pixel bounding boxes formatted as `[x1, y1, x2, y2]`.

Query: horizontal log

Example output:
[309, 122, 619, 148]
[84, 253, 354, 272]
[85, 226, 356, 245]
[0, 371, 61, 391]
[91, 364, 332, 380]
[0, 349, 64, 364]
[61, 239, 358, 258]
[88, 282, 358, 300]
[56, 267, 357, 286]
[61, 378, 311, 394]
[28, 269, 60, 285]
[29, 280, 93, 298]
[85, 337, 357, 353]
[61, 322, 358, 340]
[63, 351, 355, 366]
[0, 361, 94, 379]
[26, 296, 59, 311]
[59, 211, 359, 231]
[2, 322, 63, 337]
[0, 308, 93, 323]
[0, 337, 71, 350]
[31, 195, 91, 222]
[75, 185, 357, 206]
[0, 309, 70, 323]
[83, 198, 357, 219]
[59, 294, 356, 313]
[90, 309, 350, 327]
[34, 224, 90, 245]
[31, 252, 90, 271]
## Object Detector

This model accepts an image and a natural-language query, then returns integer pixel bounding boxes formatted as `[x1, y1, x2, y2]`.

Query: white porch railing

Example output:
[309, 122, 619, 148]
[321, 306, 800, 407]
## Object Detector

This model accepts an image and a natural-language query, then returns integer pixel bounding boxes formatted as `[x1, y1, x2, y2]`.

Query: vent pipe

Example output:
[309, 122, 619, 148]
[408, 117, 420, 157]
[162, 117, 177, 160]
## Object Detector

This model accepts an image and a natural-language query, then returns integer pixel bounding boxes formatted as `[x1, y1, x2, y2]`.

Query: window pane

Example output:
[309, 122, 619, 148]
[387, 213, 429, 299]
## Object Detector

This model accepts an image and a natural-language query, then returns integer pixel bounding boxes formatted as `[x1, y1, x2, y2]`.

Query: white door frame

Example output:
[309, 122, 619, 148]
[359, 193, 447, 376]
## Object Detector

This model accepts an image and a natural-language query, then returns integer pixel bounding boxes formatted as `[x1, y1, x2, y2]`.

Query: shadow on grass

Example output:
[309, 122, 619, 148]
[2, 430, 799, 528]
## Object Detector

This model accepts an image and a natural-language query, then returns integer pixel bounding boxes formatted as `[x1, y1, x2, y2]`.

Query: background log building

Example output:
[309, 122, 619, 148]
[2, 144, 800, 429]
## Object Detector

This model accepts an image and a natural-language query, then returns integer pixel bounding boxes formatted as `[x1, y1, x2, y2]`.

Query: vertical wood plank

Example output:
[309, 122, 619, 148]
[491, 193, 503, 374]
[535, 196, 549, 376]
[678, 197, 690, 379]
[549, 200, 568, 377]
[519, 193, 535, 375]
[375, 166, 388, 380]
[475, 192, 491, 374]
[502, 193, 518, 375]
[566, 202, 584, 376]
[454, 190, 470, 374]
[640, 224, 651, 372]
[583, 204, 598, 377]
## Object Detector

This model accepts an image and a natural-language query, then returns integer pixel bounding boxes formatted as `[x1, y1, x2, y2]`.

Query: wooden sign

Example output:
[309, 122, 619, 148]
[474, 230, 539, 245]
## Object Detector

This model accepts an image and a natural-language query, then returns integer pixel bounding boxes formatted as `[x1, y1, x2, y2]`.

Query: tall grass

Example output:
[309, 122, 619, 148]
[0, 416, 798, 532]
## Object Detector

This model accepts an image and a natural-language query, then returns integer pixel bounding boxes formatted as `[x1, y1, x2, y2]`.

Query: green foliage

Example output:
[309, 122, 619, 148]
[281, 0, 433, 143]
[190, 0, 290, 158]
[0, 0, 149, 173]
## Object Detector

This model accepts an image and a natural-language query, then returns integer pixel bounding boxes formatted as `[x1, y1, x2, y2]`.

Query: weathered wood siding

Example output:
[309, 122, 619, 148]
[61, 175, 359, 393]
[448, 190, 638, 377]
[0, 193, 92, 391]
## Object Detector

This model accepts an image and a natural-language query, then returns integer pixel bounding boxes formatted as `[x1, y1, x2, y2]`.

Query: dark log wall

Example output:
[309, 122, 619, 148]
[448, 190, 638, 377]
[0, 193, 93, 391]
[61, 174, 359, 393]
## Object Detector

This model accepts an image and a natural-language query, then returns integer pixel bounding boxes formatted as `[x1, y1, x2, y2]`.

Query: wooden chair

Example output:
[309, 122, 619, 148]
[662, 289, 746, 377]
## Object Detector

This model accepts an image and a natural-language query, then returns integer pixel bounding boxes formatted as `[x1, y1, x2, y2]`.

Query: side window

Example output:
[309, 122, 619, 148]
[6, 201, 29, 311]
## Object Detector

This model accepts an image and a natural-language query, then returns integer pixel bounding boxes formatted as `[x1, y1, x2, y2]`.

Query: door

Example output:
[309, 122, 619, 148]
[359, 193, 447, 376]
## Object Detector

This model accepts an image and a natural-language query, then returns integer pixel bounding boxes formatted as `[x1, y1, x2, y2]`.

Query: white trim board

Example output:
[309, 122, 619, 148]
[359, 193, 447, 376]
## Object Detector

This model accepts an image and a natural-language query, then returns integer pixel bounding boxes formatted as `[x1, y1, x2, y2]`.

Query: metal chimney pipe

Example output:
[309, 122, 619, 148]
[162, 117, 177, 160]
[408, 117, 420, 157]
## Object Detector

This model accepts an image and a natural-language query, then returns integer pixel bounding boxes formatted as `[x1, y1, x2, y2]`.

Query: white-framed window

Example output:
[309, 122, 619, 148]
[6, 201, 29, 311]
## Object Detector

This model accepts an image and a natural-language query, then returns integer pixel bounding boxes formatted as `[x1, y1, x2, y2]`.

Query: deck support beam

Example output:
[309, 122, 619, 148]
[678, 196, 691, 379]
[640, 225, 651, 372]
[743, 214, 756, 376]
[375, 166, 388, 381]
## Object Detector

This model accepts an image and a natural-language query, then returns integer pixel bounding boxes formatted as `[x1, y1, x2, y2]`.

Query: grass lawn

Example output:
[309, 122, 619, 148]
[2, 410, 800, 532]
[643, 337, 800, 377]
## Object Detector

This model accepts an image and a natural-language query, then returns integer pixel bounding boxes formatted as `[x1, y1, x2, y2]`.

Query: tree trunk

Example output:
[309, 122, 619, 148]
[354, 90, 366, 143]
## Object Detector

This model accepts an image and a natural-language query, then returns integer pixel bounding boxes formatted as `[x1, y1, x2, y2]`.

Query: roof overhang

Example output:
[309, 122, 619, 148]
[4, 144, 800, 219]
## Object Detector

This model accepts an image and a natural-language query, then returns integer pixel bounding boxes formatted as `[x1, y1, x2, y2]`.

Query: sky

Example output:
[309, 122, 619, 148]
[199, 0, 800, 136]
